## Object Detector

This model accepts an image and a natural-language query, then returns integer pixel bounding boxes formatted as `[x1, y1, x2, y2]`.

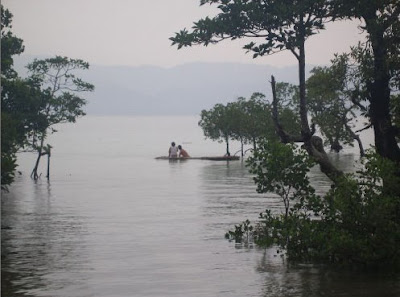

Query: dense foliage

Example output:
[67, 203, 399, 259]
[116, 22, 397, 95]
[228, 144, 400, 268]
[307, 55, 361, 153]
[228, 93, 273, 154]
[1, 6, 28, 188]
[248, 141, 315, 218]
[199, 103, 234, 155]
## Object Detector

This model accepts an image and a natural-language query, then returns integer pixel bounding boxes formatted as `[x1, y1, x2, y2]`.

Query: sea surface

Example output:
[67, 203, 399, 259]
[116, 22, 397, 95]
[2, 116, 399, 297]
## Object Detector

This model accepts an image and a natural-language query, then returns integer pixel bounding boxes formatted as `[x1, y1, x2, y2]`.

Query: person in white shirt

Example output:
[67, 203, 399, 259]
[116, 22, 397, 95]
[168, 142, 178, 158]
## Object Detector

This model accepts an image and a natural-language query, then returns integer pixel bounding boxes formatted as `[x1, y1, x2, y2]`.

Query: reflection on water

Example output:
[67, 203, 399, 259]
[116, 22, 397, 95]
[2, 181, 91, 297]
[1, 116, 398, 297]
[255, 248, 400, 297]
[199, 161, 282, 237]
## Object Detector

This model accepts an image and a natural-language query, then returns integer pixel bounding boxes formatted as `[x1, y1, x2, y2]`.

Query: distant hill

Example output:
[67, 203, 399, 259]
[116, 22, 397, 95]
[13, 55, 313, 116]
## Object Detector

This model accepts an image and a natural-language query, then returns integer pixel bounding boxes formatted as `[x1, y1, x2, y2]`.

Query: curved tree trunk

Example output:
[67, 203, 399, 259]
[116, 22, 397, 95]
[298, 28, 343, 181]
[271, 75, 343, 182]
[309, 136, 343, 181]
[269, 20, 344, 183]
[344, 123, 365, 157]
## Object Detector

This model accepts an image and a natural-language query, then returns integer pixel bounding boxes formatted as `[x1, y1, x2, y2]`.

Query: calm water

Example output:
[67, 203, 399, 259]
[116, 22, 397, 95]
[2, 116, 399, 297]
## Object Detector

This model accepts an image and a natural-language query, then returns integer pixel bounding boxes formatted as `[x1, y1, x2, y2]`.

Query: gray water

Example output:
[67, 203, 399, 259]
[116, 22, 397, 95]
[2, 116, 399, 297]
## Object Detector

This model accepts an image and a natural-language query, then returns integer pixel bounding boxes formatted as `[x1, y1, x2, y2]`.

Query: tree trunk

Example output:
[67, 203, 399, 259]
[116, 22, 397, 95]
[271, 75, 343, 182]
[271, 76, 303, 143]
[31, 149, 42, 180]
[354, 134, 365, 157]
[31, 136, 46, 180]
[297, 30, 343, 181]
[344, 123, 365, 157]
[46, 147, 51, 180]
[298, 21, 311, 142]
[330, 139, 343, 153]
[269, 20, 344, 182]
[365, 14, 400, 164]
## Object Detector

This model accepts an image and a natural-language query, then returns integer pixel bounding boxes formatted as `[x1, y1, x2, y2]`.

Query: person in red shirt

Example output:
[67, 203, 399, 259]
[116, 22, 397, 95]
[178, 145, 190, 158]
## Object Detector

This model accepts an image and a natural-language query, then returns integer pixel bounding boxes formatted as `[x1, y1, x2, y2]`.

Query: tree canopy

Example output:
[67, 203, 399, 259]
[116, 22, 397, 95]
[198, 92, 301, 156]
[27, 56, 94, 180]
[1, 6, 24, 79]
[199, 103, 234, 155]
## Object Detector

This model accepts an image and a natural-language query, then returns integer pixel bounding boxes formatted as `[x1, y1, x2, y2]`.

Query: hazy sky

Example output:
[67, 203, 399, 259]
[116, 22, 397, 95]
[5, 0, 366, 68]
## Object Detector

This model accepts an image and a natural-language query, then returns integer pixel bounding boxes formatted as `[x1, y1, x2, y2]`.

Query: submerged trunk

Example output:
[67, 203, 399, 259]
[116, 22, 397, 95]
[31, 139, 44, 180]
[46, 147, 51, 180]
[31, 137, 51, 180]
[225, 137, 230, 156]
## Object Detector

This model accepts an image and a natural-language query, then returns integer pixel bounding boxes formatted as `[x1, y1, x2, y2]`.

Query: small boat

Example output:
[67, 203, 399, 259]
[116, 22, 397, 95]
[155, 156, 240, 161]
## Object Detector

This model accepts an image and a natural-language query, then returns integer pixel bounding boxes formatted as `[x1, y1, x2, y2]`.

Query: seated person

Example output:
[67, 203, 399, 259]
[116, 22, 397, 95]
[169, 142, 178, 158]
[178, 145, 190, 158]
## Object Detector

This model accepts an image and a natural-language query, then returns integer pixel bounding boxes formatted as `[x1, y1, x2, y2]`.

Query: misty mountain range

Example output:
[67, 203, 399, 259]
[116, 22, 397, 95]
[14, 56, 313, 116]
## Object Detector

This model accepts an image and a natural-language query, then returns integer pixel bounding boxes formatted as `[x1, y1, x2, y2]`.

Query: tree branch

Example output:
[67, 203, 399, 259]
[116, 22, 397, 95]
[355, 123, 372, 133]
[271, 75, 304, 143]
